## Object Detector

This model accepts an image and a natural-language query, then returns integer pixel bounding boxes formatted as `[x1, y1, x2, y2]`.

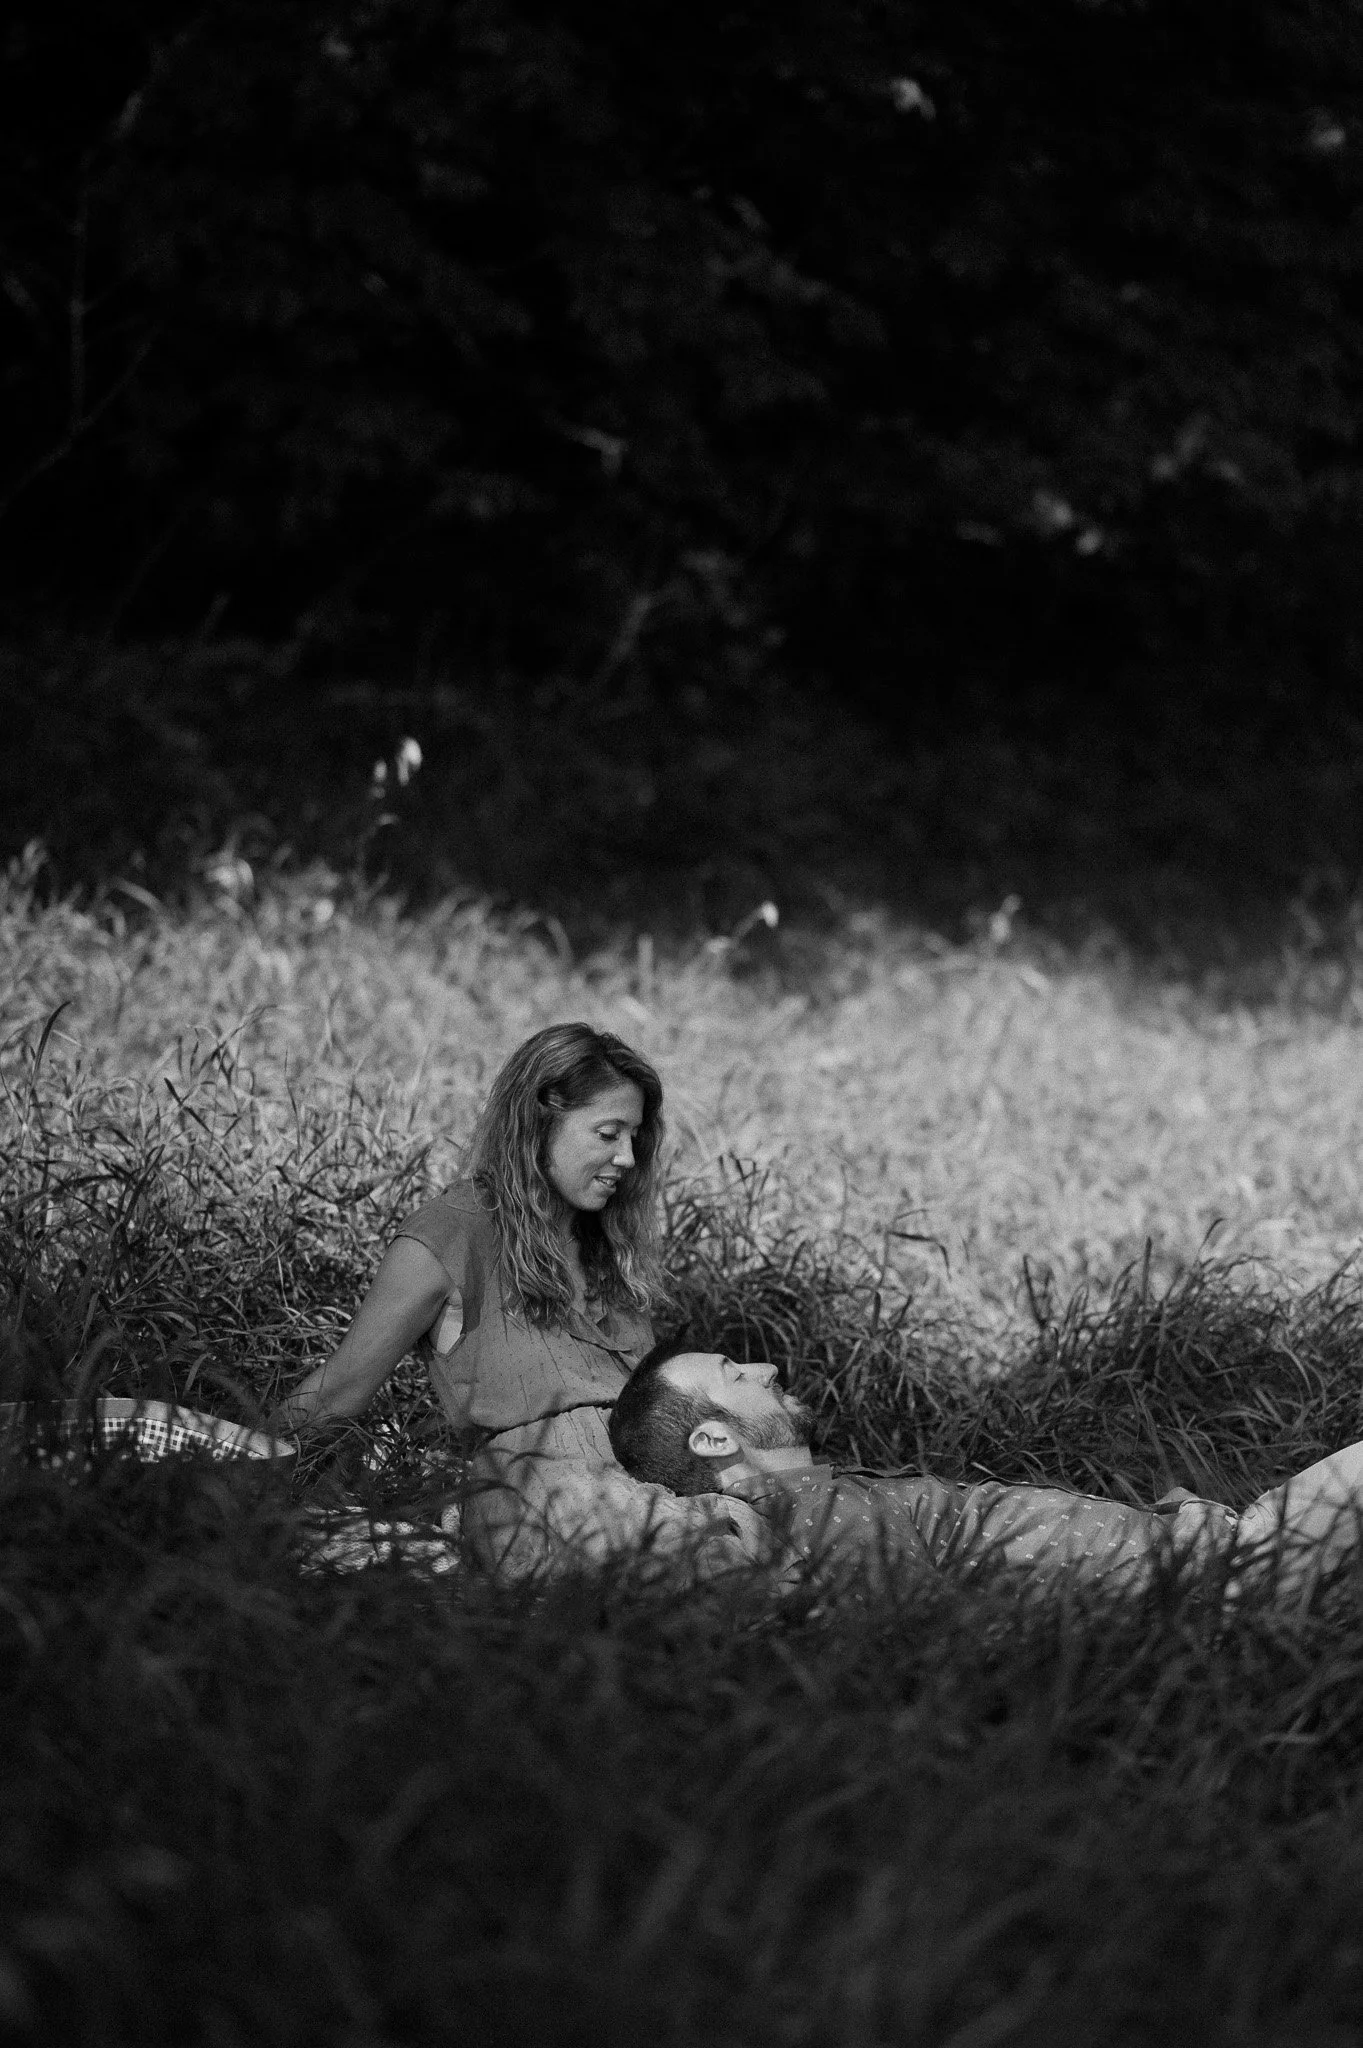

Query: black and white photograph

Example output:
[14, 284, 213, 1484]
[6, 2, 1363, 2041]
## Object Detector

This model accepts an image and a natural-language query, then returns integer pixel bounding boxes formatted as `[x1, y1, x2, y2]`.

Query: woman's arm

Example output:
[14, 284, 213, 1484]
[267, 1237, 452, 1434]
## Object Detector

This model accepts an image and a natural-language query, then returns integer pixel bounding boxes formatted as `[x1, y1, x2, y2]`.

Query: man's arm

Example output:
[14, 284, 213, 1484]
[1229, 1438, 1363, 1603]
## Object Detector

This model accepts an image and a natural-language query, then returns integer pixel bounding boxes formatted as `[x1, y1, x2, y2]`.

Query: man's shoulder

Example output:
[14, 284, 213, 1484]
[731, 1463, 838, 1493]
[733, 1464, 907, 1495]
[730, 1465, 876, 1511]
[728, 1465, 939, 1572]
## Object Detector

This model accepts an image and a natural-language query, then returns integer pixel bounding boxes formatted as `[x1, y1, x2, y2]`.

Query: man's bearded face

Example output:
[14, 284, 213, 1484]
[724, 1396, 815, 1452]
[660, 1353, 814, 1450]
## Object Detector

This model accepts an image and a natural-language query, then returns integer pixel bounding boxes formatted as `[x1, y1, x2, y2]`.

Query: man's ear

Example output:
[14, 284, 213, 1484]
[688, 1420, 742, 1461]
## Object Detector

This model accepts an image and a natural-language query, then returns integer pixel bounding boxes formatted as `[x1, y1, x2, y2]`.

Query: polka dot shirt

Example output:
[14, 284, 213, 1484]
[731, 1466, 1238, 1590]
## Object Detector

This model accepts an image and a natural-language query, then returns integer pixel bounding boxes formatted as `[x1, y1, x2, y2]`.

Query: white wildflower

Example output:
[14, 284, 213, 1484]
[888, 78, 935, 118]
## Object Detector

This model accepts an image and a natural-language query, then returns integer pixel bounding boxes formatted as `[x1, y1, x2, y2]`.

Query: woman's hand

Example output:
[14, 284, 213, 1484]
[267, 1238, 452, 1434]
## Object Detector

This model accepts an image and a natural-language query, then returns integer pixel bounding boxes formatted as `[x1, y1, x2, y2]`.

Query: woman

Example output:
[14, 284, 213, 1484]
[274, 1022, 760, 1575]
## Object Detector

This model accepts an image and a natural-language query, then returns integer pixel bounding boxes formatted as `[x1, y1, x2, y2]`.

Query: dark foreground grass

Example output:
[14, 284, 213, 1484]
[7, 1454, 1363, 2048]
[10, 1032, 1363, 2040]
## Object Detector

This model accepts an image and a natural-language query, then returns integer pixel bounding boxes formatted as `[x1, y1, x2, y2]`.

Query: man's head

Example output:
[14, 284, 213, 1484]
[609, 1341, 814, 1494]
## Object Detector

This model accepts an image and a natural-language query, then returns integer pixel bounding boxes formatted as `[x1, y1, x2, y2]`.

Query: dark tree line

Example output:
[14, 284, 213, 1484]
[5, 0, 1362, 721]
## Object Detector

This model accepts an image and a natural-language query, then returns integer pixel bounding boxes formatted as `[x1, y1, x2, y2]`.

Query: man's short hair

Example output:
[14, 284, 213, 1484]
[609, 1338, 730, 1496]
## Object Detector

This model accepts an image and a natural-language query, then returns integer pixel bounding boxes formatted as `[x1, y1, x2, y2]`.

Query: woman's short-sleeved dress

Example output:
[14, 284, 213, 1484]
[394, 1180, 654, 1462]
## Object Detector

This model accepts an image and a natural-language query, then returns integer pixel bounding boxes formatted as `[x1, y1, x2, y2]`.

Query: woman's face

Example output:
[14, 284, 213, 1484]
[545, 1080, 646, 1214]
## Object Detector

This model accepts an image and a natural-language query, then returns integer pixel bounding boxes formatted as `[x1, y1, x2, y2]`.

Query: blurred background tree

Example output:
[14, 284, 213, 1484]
[4, 0, 1363, 953]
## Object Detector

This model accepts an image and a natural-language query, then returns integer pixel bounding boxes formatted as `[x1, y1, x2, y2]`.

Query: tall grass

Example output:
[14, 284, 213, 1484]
[8, 847, 1363, 1350]
[10, 873, 1363, 2040]
[11, 984, 1363, 1507]
[8, 1454, 1363, 2045]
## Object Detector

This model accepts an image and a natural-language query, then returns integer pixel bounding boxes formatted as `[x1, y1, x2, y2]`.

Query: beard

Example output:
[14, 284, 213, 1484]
[725, 1398, 814, 1453]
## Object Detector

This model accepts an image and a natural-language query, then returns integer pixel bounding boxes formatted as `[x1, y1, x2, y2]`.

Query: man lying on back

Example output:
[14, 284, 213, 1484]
[607, 1342, 1363, 1601]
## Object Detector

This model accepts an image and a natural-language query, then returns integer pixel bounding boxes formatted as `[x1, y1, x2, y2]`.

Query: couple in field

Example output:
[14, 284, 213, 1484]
[276, 1022, 1363, 1601]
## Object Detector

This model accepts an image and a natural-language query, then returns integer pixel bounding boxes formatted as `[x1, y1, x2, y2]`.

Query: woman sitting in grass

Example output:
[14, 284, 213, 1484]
[273, 1023, 763, 1574]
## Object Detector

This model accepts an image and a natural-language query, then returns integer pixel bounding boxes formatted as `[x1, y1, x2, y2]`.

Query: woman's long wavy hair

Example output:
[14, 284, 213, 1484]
[468, 1023, 668, 1325]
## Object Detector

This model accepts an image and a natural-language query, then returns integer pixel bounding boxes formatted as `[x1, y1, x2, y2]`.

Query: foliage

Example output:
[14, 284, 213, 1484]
[4, 0, 1363, 706]
[15, 628, 1363, 970]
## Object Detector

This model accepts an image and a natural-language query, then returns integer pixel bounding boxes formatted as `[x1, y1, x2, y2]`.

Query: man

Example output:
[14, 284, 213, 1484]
[607, 1342, 1363, 1601]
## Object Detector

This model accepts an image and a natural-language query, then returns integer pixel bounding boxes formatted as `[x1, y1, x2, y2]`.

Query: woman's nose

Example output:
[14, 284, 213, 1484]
[613, 1136, 635, 1167]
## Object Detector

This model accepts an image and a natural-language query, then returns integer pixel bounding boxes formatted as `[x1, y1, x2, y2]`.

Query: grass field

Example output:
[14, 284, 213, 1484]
[8, 859, 1363, 2044]
[9, 851, 1363, 1343]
